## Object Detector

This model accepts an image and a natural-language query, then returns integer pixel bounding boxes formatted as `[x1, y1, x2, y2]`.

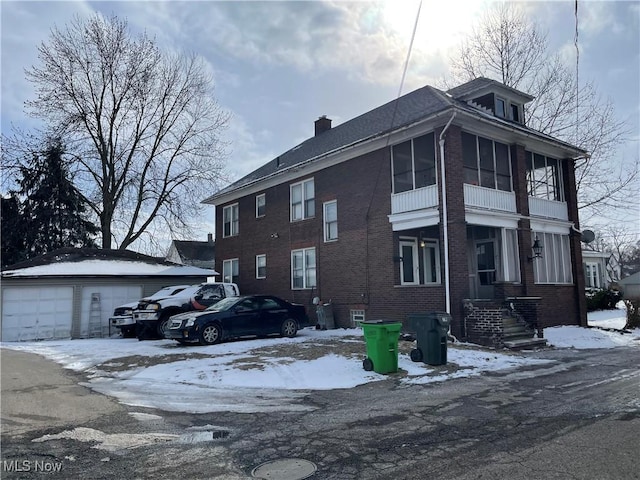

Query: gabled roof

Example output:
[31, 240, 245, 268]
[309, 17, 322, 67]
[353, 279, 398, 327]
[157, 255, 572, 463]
[205, 79, 585, 205]
[204, 85, 450, 203]
[168, 240, 215, 269]
[1, 248, 218, 278]
[170, 240, 215, 263]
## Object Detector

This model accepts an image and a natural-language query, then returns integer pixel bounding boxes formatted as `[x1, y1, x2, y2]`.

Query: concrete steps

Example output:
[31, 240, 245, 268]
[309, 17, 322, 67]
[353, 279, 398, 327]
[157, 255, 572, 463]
[501, 311, 547, 350]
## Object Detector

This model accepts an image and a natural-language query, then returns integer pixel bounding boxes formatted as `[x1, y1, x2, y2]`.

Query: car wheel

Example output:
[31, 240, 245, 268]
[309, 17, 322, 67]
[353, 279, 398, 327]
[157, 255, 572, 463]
[199, 323, 222, 345]
[410, 348, 423, 362]
[363, 358, 374, 371]
[281, 319, 297, 338]
[157, 314, 171, 338]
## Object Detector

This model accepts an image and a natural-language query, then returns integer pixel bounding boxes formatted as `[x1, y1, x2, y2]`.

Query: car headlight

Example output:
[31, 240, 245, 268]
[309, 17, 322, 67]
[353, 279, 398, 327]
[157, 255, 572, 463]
[124, 309, 132, 315]
[148, 303, 160, 311]
[185, 318, 196, 327]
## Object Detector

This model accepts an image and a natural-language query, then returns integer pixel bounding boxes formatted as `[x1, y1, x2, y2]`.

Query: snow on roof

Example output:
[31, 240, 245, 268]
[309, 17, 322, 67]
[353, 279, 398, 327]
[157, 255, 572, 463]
[1, 259, 218, 278]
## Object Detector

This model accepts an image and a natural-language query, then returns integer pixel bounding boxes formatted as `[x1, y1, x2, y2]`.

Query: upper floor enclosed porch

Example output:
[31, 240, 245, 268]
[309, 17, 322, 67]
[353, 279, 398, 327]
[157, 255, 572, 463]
[388, 128, 573, 231]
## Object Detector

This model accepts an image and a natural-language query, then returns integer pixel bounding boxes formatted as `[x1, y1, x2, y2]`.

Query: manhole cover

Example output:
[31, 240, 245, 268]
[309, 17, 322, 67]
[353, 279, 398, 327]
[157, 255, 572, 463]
[251, 458, 317, 480]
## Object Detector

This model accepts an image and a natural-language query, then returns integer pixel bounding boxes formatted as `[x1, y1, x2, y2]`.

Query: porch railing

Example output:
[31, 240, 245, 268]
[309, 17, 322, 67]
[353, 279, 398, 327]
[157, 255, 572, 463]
[463, 184, 517, 213]
[528, 197, 569, 220]
[391, 185, 438, 214]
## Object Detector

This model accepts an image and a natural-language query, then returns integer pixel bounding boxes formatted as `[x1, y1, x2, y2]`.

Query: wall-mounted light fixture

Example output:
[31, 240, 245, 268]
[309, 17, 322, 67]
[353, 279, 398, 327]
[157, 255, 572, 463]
[419, 232, 426, 248]
[528, 236, 543, 261]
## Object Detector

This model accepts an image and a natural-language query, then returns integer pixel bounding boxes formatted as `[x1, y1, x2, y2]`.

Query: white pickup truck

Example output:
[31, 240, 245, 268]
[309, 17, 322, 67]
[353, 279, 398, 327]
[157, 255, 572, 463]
[133, 282, 240, 339]
[110, 285, 191, 337]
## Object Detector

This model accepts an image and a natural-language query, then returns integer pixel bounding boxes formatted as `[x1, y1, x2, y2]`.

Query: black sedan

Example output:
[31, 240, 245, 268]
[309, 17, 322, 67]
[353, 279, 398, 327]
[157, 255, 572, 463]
[164, 295, 309, 345]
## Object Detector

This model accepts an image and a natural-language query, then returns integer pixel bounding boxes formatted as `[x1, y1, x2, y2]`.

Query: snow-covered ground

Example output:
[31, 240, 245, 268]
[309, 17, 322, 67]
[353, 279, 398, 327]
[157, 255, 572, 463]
[2, 307, 637, 414]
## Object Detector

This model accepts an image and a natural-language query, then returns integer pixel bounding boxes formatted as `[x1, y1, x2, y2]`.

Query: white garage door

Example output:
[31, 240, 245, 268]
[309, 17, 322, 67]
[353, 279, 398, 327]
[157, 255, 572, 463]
[1, 287, 74, 341]
[80, 285, 142, 338]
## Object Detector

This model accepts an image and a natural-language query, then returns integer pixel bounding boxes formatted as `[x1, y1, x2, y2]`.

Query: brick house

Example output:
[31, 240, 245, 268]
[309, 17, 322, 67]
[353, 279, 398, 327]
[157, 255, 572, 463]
[204, 78, 588, 346]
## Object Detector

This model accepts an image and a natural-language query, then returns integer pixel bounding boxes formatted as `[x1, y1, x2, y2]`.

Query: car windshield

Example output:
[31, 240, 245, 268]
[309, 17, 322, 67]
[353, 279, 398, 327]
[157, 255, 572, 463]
[205, 297, 241, 312]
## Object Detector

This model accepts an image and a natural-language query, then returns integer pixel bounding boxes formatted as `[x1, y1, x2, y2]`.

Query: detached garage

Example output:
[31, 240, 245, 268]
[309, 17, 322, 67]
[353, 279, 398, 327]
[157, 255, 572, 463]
[1, 248, 217, 342]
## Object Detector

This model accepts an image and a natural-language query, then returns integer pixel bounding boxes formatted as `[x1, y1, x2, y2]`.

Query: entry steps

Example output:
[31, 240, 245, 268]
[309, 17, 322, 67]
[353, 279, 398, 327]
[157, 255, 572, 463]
[502, 311, 547, 350]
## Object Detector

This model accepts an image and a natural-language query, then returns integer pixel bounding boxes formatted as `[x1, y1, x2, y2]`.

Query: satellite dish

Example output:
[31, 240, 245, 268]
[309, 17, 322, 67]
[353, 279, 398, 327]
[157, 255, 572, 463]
[581, 230, 595, 244]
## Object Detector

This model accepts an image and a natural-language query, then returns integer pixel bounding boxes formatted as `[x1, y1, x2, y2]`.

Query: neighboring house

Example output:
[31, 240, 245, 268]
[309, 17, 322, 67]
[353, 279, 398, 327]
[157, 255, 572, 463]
[582, 248, 618, 289]
[0, 248, 217, 341]
[166, 234, 215, 269]
[203, 77, 588, 345]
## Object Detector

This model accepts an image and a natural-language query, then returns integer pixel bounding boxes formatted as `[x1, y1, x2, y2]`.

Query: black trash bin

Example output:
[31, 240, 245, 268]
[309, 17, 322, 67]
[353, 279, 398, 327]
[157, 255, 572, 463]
[408, 312, 451, 366]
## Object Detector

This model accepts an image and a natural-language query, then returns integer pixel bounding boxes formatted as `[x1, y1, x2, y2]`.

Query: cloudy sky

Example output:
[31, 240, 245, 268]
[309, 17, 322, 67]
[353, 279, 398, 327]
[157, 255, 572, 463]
[1, 0, 638, 245]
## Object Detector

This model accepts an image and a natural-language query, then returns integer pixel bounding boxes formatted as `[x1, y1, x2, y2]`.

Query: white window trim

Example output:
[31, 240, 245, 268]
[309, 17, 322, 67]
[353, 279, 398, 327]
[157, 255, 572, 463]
[391, 133, 437, 194]
[222, 203, 239, 238]
[256, 194, 266, 218]
[256, 254, 266, 279]
[291, 247, 316, 290]
[526, 152, 565, 202]
[462, 131, 513, 192]
[323, 200, 338, 242]
[500, 228, 521, 283]
[420, 238, 442, 284]
[290, 178, 315, 222]
[585, 261, 601, 288]
[351, 310, 366, 327]
[399, 238, 419, 285]
[222, 258, 239, 284]
[532, 232, 573, 285]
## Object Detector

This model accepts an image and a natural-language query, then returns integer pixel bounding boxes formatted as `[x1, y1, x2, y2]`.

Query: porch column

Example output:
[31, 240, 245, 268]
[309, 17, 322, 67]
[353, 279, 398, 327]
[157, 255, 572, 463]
[511, 144, 535, 290]
[440, 124, 468, 338]
[564, 157, 588, 326]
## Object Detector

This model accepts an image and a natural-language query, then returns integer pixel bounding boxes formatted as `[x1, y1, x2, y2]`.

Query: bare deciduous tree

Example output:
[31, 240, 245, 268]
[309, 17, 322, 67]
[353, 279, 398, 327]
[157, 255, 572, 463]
[447, 3, 638, 225]
[22, 13, 229, 249]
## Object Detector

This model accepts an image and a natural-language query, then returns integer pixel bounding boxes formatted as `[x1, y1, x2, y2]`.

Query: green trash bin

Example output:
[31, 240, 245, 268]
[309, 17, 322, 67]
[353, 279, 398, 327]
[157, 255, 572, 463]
[359, 320, 402, 374]
[408, 312, 451, 366]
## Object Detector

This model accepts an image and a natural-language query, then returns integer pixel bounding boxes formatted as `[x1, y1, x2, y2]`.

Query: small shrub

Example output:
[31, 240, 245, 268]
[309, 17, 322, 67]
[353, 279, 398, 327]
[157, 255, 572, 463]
[586, 288, 622, 312]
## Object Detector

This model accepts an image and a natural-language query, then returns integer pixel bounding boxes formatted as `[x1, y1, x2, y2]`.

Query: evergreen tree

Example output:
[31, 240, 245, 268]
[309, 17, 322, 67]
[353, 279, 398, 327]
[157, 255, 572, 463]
[1, 195, 27, 267]
[12, 139, 98, 261]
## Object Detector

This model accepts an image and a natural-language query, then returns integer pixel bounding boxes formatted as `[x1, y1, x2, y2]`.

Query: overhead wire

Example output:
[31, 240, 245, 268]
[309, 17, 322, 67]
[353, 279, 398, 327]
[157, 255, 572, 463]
[575, 0, 580, 146]
[363, 0, 423, 304]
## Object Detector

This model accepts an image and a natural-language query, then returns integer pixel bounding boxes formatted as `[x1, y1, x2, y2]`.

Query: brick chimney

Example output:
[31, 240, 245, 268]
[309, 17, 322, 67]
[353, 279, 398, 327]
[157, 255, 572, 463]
[314, 115, 332, 136]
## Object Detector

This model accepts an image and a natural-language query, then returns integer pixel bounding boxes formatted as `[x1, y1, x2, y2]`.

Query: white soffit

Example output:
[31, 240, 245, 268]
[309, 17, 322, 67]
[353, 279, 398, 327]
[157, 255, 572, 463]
[389, 209, 440, 231]
[465, 210, 520, 229]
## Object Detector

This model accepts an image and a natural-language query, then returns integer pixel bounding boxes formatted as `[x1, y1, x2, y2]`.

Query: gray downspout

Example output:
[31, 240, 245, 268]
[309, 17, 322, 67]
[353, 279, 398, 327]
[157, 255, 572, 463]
[439, 111, 457, 314]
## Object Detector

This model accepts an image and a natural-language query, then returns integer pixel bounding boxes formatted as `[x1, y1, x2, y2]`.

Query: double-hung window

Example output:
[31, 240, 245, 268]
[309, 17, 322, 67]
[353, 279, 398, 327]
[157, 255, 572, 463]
[222, 203, 239, 237]
[462, 132, 512, 191]
[222, 258, 239, 284]
[291, 248, 316, 289]
[391, 132, 436, 194]
[291, 179, 315, 221]
[585, 262, 601, 288]
[323, 200, 338, 242]
[256, 254, 266, 279]
[256, 194, 266, 218]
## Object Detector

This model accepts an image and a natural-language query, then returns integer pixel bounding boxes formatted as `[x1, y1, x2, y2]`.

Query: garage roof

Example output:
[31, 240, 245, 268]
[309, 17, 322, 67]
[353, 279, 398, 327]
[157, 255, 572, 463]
[1, 248, 218, 278]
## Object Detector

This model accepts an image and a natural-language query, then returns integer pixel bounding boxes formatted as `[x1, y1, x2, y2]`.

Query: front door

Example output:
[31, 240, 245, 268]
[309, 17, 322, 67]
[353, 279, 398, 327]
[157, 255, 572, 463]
[400, 240, 419, 285]
[476, 240, 496, 298]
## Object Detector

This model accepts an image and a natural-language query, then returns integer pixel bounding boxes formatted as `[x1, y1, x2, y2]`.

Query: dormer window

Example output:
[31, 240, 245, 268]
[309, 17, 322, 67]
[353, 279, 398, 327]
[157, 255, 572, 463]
[495, 97, 506, 118]
[510, 103, 522, 123]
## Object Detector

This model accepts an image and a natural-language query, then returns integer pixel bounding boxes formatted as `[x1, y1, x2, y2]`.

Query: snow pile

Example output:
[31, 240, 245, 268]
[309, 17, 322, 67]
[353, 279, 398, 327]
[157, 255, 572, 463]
[2, 308, 637, 414]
